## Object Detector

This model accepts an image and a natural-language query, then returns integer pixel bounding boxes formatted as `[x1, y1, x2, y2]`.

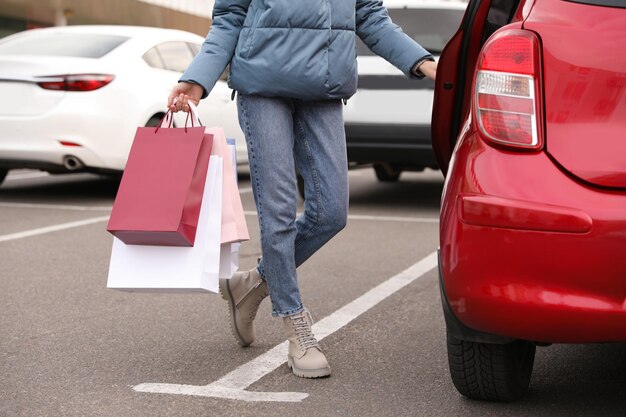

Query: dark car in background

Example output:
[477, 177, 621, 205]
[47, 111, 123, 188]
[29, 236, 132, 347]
[343, 0, 466, 181]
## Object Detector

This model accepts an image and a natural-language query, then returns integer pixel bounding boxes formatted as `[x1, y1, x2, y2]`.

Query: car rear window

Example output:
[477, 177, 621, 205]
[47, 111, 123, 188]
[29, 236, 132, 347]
[0, 32, 129, 58]
[356, 8, 465, 56]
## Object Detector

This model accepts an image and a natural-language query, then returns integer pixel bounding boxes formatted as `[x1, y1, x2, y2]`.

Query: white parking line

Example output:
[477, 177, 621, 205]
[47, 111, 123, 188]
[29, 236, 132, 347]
[133, 251, 438, 402]
[0, 202, 112, 211]
[347, 214, 439, 223]
[348, 170, 365, 176]
[0, 191, 436, 245]
[0, 203, 437, 224]
[5, 172, 50, 181]
[243, 211, 438, 223]
[0, 216, 110, 243]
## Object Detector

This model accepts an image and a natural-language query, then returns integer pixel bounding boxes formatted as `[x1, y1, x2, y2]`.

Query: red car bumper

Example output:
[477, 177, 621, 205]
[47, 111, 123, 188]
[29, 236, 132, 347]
[440, 130, 626, 344]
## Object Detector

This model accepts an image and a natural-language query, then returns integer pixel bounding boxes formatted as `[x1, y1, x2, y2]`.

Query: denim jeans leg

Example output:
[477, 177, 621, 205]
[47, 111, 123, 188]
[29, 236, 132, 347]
[237, 94, 304, 317]
[237, 95, 348, 317]
[292, 99, 349, 266]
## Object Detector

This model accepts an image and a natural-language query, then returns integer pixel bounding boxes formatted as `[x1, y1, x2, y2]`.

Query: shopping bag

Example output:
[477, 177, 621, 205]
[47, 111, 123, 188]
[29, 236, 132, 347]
[220, 242, 240, 279]
[107, 110, 212, 247]
[218, 139, 240, 279]
[207, 127, 249, 244]
[206, 128, 249, 279]
[107, 155, 224, 292]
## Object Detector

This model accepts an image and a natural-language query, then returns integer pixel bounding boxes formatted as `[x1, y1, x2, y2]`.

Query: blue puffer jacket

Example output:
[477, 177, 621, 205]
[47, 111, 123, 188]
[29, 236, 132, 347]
[181, 0, 432, 100]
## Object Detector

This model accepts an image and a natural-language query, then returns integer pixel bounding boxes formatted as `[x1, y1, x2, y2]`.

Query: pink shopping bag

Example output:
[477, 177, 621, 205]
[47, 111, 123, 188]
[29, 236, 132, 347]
[207, 127, 249, 244]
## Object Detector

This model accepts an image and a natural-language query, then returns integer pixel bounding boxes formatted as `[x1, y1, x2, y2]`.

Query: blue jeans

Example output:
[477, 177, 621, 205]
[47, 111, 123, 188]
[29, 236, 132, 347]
[237, 94, 349, 317]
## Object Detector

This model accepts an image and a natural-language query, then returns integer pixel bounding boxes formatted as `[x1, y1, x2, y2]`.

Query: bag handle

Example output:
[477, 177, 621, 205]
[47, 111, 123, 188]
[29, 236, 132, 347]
[155, 99, 202, 133]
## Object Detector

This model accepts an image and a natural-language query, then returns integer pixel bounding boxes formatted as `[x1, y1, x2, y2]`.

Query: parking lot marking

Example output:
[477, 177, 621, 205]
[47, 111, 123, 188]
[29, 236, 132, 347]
[5, 172, 50, 181]
[0, 216, 110, 243]
[348, 170, 365, 176]
[347, 214, 439, 223]
[133, 251, 438, 402]
[0, 203, 437, 223]
[243, 210, 438, 224]
[0, 202, 112, 212]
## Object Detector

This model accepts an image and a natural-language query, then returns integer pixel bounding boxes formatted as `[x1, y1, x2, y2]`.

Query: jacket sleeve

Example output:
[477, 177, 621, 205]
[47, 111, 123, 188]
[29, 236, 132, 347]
[355, 0, 433, 79]
[179, 0, 251, 99]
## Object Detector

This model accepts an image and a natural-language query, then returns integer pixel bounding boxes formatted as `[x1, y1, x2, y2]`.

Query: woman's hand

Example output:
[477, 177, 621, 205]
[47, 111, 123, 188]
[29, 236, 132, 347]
[167, 82, 204, 113]
[417, 60, 437, 81]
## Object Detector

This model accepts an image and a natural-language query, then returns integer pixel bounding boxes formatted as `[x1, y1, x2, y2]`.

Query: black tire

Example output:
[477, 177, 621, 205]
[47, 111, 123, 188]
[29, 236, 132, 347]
[446, 333, 536, 402]
[374, 164, 401, 182]
[296, 173, 305, 200]
[145, 115, 164, 127]
[0, 168, 7, 187]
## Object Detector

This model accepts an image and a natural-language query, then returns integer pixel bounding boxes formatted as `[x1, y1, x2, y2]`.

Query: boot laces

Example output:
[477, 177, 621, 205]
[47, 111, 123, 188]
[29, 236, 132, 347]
[291, 314, 319, 350]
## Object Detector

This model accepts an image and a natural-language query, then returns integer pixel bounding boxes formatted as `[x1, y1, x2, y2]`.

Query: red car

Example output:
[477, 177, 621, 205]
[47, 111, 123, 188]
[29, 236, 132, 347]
[432, 0, 626, 401]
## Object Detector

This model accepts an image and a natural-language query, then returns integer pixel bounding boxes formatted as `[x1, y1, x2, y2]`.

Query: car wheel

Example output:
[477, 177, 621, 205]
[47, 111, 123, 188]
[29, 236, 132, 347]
[0, 169, 8, 186]
[145, 114, 165, 128]
[297, 172, 305, 200]
[374, 164, 401, 182]
[446, 333, 536, 402]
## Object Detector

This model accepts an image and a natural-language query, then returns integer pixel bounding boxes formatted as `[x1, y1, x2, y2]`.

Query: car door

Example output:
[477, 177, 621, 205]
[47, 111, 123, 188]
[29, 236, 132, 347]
[430, 0, 527, 175]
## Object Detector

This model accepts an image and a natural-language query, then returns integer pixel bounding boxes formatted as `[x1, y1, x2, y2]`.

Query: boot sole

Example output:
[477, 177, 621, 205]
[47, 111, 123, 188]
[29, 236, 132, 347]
[287, 356, 331, 379]
[218, 278, 252, 347]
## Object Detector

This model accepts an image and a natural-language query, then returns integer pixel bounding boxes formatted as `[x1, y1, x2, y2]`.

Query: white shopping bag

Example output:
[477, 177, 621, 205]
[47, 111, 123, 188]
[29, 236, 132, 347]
[219, 242, 240, 279]
[218, 138, 241, 279]
[216, 136, 247, 280]
[107, 156, 224, 293]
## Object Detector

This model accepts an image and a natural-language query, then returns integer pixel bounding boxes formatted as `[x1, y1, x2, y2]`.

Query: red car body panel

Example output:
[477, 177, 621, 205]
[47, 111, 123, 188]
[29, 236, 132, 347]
[436, 0, 626, 343]
[525, 0, 626, 188]
[441, 130, 626, 343]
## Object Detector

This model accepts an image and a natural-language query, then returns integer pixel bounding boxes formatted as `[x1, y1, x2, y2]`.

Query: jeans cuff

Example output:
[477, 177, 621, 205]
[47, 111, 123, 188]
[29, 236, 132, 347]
[255, 265, 265, 280]
[271, 305, 304, 318]
[256, 257, 265, 279]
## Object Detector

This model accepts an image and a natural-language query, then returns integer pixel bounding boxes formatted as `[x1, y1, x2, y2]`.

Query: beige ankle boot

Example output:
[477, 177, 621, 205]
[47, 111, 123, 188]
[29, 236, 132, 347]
[219, 268, 268, 347]
[283, 310, 331, 378]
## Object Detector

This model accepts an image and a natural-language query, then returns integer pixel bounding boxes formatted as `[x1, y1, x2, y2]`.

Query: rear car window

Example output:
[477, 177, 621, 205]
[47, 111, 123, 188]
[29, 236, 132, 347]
[142, 46, 165, 69]
[356, 8, 465, 56]
[156, 41, 195, 73]
[188, 42, 201, 55]
[482, 0, 522, 43]
[0, 32, 129, 58]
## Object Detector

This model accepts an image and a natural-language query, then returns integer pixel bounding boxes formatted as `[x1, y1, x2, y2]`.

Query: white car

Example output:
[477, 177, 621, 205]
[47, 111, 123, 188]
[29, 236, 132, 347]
[0, 25, 246, 186]
[344, 0, 467, 181]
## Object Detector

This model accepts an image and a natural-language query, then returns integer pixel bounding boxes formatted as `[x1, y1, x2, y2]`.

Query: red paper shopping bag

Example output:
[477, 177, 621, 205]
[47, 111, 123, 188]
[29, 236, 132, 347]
[107, 122, 213, 246]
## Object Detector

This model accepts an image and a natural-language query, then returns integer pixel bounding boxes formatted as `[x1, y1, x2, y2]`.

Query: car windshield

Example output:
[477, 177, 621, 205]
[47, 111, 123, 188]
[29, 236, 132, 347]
[356, 8, 465, 56]
[0, 32, 129, 58]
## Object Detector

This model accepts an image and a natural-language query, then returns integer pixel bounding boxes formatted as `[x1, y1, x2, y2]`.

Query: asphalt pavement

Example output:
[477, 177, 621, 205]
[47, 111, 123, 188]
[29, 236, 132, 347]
[1, 168, 625, 417]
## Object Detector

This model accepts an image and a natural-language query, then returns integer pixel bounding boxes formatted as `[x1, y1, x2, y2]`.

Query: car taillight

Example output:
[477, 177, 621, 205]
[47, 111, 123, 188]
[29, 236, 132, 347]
[474, 29, 543, 150]
[36, 74, 115, 91]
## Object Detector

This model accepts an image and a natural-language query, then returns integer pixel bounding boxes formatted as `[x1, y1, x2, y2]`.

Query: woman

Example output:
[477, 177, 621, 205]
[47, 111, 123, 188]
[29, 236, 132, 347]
[167, 0, 437, 379]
